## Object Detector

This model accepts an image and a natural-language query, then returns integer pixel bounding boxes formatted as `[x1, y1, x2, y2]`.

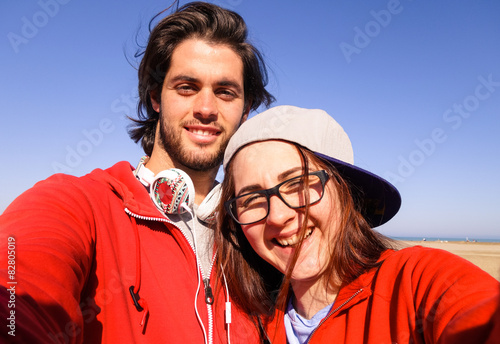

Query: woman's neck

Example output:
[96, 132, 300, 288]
[291, 280, 339, 320]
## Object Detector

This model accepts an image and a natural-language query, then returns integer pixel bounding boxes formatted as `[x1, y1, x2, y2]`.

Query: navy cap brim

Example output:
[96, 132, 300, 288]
[315, 152, 401, 227]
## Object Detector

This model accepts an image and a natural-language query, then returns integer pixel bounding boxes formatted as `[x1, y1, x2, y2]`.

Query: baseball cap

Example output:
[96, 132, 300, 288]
[223, 105, 401, 227]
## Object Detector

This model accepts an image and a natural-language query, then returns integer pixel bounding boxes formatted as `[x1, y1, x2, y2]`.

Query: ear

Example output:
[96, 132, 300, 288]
[150, 89, 160, 113]
[240, 105, 250, 125]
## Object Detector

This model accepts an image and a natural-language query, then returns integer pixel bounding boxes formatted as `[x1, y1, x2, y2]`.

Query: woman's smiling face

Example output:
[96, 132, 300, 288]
[231, 140, 341, 286]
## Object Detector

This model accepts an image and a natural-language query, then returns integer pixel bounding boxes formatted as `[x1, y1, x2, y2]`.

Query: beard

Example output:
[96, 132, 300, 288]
[157, 115, 230, 172]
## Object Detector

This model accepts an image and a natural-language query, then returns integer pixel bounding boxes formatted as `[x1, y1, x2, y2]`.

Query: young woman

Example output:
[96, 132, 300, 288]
[215, 105, 499, 344]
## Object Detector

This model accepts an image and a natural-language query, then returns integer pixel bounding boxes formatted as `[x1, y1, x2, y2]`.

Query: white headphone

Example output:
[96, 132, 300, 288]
[134, 156, 221, 224]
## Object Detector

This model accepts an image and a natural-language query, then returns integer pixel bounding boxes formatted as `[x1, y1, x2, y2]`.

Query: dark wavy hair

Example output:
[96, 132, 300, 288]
[128, 1, 275, 155]
[214, 143, 396, 340]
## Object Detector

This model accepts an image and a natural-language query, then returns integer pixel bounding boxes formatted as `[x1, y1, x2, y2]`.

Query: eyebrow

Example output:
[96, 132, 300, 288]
[235, 166, 303, 196]
[170, 75, 198, 84]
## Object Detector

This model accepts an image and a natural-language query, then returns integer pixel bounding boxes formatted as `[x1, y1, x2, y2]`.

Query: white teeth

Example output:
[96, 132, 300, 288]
[276, 229, 313, 247]
[191, 129, 213, 136]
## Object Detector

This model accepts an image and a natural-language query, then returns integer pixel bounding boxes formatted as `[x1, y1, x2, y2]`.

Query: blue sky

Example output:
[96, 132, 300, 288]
[1, 0, 499, 239]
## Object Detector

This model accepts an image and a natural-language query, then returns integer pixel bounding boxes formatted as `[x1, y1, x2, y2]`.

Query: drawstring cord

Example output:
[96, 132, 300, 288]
[129, 215, 150, 330]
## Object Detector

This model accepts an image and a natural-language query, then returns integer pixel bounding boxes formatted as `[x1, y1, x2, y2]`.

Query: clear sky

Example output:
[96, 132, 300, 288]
[1, 0, 499, 240]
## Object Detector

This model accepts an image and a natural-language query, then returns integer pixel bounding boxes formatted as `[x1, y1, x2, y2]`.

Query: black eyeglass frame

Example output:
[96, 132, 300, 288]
[225, 170, 330, 225]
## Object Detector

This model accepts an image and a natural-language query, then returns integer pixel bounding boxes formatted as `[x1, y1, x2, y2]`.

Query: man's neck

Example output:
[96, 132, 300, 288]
[186, 168, 219, 205]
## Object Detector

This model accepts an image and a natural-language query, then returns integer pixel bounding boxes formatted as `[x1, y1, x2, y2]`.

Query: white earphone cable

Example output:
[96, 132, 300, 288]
[182, 203, 209, 344]
[221, 264, 231, 344]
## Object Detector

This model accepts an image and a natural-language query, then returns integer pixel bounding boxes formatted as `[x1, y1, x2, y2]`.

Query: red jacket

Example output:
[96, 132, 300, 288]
[265, 247, 500, 344]
[0, 161, 259, 343]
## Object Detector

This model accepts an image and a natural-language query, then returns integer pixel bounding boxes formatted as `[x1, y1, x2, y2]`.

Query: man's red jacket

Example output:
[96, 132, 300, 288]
[0, 161, 259, 343]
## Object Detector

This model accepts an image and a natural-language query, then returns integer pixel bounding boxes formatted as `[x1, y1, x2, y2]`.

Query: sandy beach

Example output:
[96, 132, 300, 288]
[399, 240, 500, 282]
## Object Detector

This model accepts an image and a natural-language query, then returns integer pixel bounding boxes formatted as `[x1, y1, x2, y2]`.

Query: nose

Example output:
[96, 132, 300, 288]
[266, 194, 296, 227]
[193, 88, 218, 123]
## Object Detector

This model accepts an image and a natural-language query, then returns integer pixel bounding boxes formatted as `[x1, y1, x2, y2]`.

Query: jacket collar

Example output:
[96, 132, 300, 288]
[333, 249, 395, 312]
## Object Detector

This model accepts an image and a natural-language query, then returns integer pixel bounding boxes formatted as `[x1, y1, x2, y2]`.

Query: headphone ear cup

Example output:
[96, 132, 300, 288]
[197, 184, 222, 224]
[150, 168, 195, 214]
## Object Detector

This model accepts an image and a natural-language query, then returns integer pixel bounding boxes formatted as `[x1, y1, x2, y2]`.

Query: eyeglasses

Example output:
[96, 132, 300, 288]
[225, 170, 329, 225]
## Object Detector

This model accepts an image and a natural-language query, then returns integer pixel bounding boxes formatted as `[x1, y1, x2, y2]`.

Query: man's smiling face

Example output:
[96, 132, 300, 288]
[151, 38, 248, 171]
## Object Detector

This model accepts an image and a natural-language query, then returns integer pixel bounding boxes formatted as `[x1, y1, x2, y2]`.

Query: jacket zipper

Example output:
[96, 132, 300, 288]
[305, 288, 364, 343]
[125, 208, 218, 344]
[124, 208, 177, 226]
[202, 253, 217, 344]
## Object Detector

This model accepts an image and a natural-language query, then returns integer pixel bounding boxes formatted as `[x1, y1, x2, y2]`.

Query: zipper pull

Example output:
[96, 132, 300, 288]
[203, 279, 214, 305]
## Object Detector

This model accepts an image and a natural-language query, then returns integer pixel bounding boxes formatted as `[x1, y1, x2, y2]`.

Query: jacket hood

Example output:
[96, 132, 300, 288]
[86, 161, 165, 219]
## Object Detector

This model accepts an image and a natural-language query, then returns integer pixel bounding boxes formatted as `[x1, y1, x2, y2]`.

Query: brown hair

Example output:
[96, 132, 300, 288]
[128, 2, 275, 156]
[214, 143, 394, 337]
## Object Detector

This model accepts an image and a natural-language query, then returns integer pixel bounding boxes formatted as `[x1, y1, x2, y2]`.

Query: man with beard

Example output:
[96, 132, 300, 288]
[0, 2, 274, 343]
